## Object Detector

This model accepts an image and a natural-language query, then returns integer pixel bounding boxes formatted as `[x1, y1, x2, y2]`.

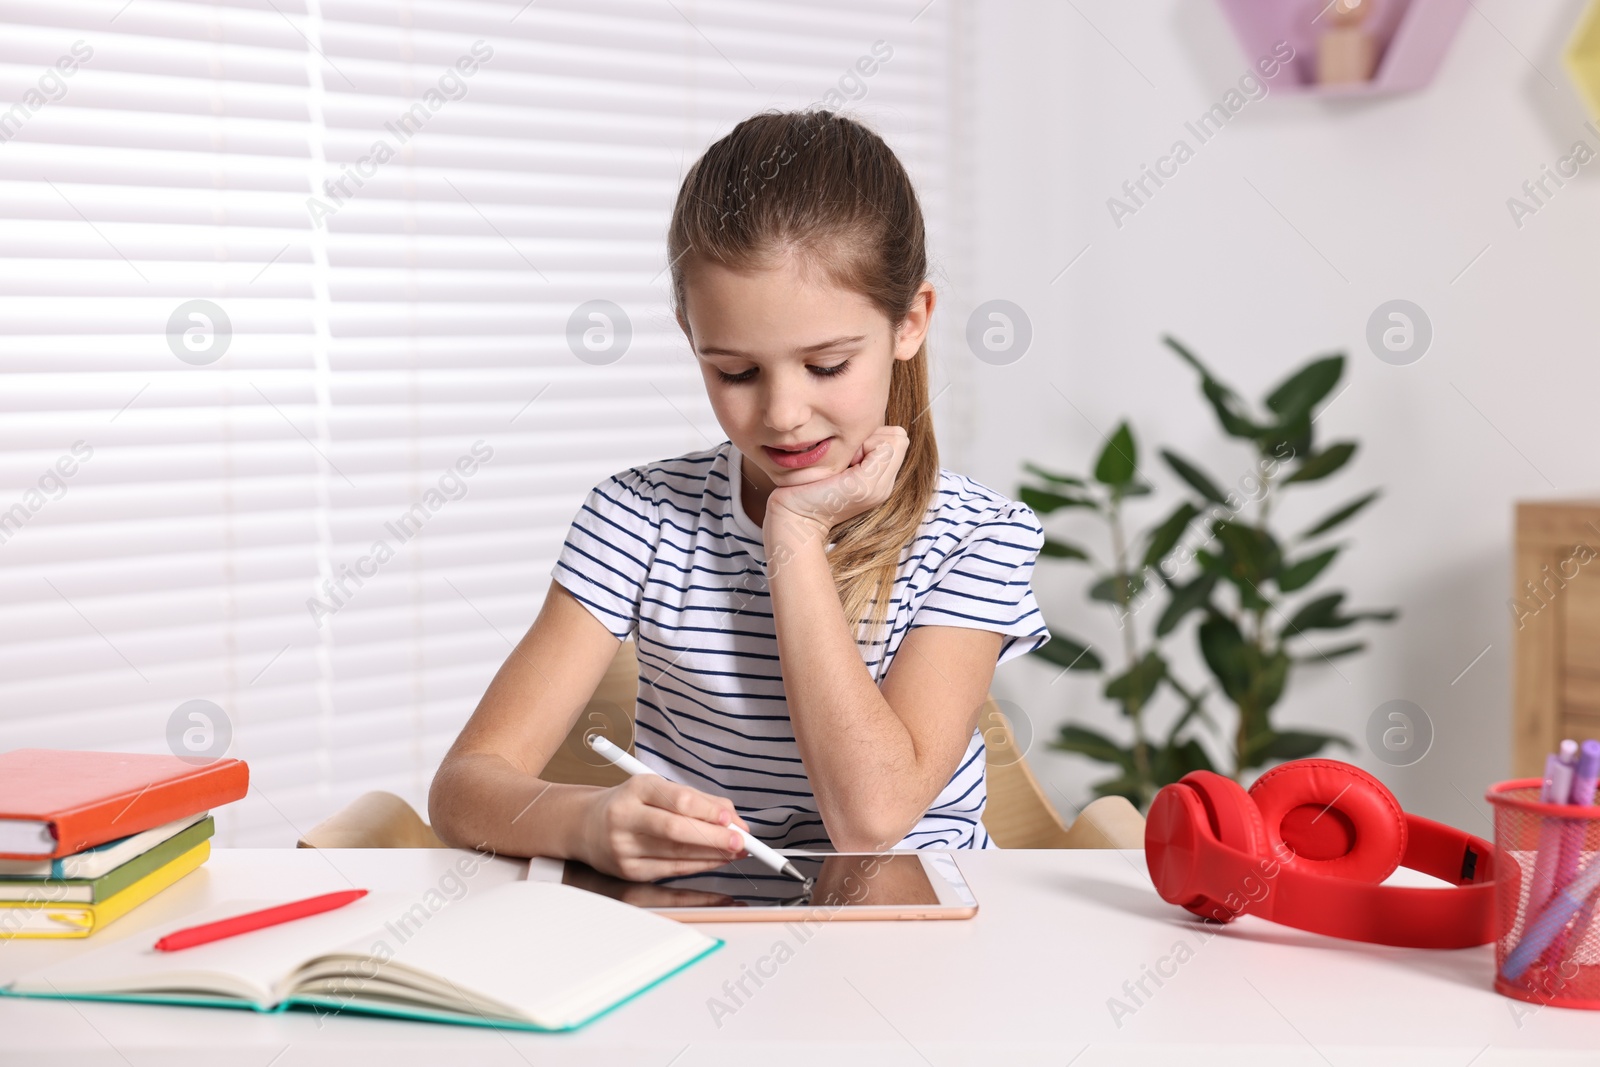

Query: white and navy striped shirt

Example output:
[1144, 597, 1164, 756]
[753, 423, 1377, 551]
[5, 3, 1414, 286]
[550, 439, 1051, 850]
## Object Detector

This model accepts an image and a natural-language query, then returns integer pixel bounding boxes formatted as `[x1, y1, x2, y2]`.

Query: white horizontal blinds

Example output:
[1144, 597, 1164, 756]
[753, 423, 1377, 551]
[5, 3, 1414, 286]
[0, 0, 951, 847]
[0, 0, 329, 853]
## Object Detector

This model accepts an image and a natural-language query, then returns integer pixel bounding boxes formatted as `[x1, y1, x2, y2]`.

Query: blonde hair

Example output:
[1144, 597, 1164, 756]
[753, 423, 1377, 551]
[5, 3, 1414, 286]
[667, 109, 939, 650]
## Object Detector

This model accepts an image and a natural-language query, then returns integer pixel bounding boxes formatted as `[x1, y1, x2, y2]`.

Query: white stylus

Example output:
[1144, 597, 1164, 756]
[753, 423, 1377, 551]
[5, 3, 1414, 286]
[586, 734, 811, 887]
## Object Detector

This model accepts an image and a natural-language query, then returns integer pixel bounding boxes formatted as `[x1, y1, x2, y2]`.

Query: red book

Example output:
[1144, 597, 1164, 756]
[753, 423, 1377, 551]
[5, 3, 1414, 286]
[0, 750, 248, 860]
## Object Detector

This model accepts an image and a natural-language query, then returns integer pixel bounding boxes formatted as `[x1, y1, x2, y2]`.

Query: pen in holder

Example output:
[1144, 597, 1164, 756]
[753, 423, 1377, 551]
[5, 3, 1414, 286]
[1486, 778, 1600, 1010]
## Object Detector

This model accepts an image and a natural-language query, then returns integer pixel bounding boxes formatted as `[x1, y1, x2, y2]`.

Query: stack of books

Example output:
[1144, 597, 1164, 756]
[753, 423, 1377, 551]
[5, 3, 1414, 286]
[0, 749, 249, 938]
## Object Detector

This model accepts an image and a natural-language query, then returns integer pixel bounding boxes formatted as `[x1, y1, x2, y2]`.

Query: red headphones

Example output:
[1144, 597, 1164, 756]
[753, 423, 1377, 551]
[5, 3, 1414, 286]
[1144, 758, 1500, 948]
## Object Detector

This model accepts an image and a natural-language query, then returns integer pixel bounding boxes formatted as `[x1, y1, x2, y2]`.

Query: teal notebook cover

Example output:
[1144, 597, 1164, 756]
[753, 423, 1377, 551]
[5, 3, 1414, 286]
[0, 936, 724, 1032]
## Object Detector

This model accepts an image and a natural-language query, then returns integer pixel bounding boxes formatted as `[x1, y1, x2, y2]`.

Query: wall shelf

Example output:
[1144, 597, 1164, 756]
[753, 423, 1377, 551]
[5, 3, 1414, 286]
[1215, 0, 1469, 98]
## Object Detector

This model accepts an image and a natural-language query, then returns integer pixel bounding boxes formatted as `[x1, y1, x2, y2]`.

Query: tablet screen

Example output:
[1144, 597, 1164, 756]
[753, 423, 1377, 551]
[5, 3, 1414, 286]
[561, 853, 941, 909]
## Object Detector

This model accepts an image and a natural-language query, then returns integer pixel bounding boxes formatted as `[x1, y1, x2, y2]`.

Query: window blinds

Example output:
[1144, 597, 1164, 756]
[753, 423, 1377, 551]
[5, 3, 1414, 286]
[0, 0, 956, 846]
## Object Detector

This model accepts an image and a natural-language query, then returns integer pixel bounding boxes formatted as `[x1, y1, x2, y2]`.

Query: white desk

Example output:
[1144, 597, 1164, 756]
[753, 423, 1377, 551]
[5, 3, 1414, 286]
[0, 847, 1593, 1066]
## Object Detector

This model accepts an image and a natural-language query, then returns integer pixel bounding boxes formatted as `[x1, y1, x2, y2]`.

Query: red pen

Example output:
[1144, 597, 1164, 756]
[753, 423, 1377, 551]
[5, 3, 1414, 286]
[153, 889, 369, 952]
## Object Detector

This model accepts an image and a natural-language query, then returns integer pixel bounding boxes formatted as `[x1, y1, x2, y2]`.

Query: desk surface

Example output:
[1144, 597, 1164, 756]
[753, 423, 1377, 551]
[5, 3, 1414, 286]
[0, 847, 1592, 1066]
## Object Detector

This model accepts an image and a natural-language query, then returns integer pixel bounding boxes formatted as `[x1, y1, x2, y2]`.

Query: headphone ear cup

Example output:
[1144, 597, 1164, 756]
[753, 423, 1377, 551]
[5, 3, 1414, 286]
[1145, 782, 1210, 912]
[1146, 771, 1268, 922]
[1248, 758, 1407, 883]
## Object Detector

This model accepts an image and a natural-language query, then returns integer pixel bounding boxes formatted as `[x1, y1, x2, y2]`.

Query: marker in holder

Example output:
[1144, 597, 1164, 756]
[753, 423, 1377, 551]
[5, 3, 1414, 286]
[1486, 778, 1600, 1010]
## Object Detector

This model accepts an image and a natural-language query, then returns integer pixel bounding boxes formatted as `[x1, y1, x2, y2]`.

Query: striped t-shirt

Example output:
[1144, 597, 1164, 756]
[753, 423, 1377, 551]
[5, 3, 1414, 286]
[550, 439, 1052, 850]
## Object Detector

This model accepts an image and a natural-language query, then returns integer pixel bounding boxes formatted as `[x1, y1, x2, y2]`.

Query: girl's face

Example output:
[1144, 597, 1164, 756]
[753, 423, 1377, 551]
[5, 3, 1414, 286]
[676, 253, 933, 498]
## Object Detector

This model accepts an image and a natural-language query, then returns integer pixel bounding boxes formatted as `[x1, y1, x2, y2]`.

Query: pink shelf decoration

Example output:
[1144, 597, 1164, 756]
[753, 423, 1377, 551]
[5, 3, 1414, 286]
[1214, 0, 1469, 97]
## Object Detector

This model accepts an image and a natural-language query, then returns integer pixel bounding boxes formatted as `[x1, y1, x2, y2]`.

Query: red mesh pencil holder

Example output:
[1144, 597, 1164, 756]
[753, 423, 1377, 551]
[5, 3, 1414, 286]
[1486, 778, 1600, 1010]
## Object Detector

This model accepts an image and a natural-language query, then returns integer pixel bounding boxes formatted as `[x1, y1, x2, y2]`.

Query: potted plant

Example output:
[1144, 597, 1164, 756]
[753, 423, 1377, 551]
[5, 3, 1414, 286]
[1019, 420, 1214, 812]
[1022, 335, 1398, 808]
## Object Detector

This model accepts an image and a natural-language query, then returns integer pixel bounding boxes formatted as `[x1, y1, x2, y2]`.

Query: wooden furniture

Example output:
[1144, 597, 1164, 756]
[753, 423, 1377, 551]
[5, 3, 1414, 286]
[297, 790, 444, 849]
[1513, 501, 1600, 776]
[299, 640, 1143, 850]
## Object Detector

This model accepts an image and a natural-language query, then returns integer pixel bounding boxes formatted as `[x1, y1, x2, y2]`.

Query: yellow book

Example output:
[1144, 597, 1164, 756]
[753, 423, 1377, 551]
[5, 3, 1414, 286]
[0, 840, 209, 939]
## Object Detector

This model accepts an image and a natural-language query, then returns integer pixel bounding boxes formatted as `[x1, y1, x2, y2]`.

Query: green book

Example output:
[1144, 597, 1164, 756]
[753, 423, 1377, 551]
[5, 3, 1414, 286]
[0, 817, 214, 904]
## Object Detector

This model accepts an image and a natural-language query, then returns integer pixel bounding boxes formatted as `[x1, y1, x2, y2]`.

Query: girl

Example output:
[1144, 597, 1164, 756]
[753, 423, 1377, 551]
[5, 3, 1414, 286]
[430, 110, 1051, 882]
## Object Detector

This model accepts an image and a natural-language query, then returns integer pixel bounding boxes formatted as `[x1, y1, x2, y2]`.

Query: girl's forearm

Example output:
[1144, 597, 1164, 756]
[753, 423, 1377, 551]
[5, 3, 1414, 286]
[428, 751, 602, 860]
[765, 533, 920, 851]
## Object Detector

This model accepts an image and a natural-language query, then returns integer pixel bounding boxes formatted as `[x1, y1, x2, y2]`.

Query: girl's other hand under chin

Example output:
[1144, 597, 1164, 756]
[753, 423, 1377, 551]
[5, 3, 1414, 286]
[763, 425, 908, 543]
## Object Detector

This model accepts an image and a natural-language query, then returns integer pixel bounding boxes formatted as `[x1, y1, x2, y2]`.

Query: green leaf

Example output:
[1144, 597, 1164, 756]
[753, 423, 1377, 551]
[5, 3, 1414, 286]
[1162, 333, 1211, 378]
[1201, 379, 1265, 440]
[1283, 592, 1397, 634]
[1093, 422, 1138, 487]
[1214, 520, 1282, 587]
[1195, 616, 1289, 739]
[1293, 641, 1367, 665]
[1162, 450, 1230, 506]
[1257, 414, 1314, 467]
[1089, 572, 1148, 606]
[1142, 502, 1200, 572]
[1198, 614, 1251, 707]
[1152, 737, 1216, 786]
[1353, 608, 1398, 625]
[1028, 633, 1102, 672]
[1234, 578, 1272, 613]
[1019, 485, 1097, 515]
[1254, 648, 1290, 719]
[1022, 461, 1086, 487]
[1104, 650, 1166, 714]
[1051, 723, 1134, 772]
[1283, 592, 1344, 632]
[1240, 729, 1352, 769]
[1300, 490, 1379, 539]
[1120, 480, 1155, 498]
[1264, 355, 1343, 422]
[1039, 538, 1091, 562]
[1088, 773, 1147, 807]
[1270, 436, 1310, 472]
[1156, 572, 1218, 637]
[1163, 679, 1214, 741]
[1277, 547, 1339, 593]
[1283, 442, 1356, 485]
[1165, 336, 1264, 440]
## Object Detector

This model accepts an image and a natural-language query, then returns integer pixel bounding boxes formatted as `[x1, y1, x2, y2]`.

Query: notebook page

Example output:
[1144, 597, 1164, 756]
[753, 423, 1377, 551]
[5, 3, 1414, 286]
[328, 881, 719, 1028]
[5, 891, 414, 1006]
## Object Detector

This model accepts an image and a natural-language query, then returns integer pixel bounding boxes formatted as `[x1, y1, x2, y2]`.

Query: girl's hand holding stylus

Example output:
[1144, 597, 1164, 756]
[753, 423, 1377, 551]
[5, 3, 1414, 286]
[763, 424, 909, 546]
[575, 773, 753, 882]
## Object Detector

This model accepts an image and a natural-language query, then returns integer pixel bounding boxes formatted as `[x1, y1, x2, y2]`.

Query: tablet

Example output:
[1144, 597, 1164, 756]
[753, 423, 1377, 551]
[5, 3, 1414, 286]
[535, 852, 978, 922]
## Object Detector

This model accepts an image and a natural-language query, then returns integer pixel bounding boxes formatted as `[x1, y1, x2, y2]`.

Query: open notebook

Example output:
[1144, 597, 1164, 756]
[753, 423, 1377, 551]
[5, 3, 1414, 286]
[0, 881, 723, 1032]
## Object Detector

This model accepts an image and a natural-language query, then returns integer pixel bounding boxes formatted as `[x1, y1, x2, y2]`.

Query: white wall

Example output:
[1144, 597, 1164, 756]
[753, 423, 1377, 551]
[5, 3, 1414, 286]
[948, 0, 1600, 828]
